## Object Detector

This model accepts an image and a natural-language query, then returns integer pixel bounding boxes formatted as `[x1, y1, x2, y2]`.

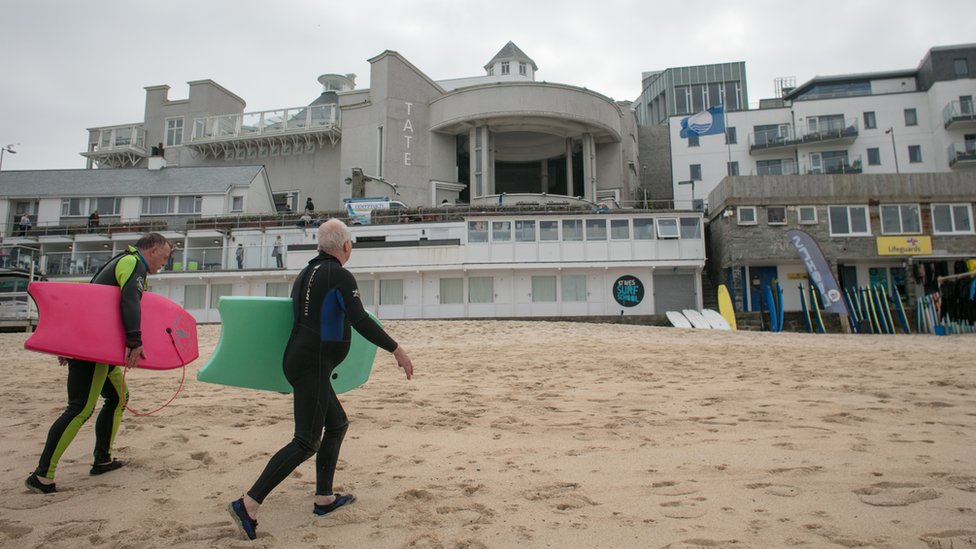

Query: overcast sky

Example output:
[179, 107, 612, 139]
[1, 0, 974, 171]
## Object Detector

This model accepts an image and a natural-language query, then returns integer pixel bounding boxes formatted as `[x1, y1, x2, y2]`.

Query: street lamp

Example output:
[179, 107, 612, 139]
[884, 128, 900, 174]
[0, 144, 17, 171]
[678, 179, 696, 210]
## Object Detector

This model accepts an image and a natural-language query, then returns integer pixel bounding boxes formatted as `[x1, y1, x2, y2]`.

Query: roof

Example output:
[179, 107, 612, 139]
[0, 165, 267, 197]
[484, 41, 538, 71]
[785, 69, 918, 100]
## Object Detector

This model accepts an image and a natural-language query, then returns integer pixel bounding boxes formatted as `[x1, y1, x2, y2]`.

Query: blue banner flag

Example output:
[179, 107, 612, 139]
[786, 229, 850, 317]
[679, 105, 725, 138]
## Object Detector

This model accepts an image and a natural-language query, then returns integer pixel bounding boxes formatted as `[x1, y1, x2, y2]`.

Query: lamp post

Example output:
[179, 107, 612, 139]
[884, 128, 900, 174]
[678, 179, 696, 210]
[0, 144, 17, 171]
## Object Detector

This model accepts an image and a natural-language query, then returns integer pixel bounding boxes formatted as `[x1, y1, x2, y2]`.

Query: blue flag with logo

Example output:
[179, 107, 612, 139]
[680, 105, 725, 138]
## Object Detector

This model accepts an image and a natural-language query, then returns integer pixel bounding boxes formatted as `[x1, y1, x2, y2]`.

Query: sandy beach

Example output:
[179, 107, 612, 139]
[1, 321, 974, 548]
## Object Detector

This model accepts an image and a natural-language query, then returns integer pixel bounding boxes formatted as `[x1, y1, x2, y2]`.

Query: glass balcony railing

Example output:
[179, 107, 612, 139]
[947, 141, 976, 168]
[942, 99, 976, 128]
[796, 117, 859, 143]
[753, 161, 799, 176]
[190, 104, 339, 142]
[749, 126, 796, 151]
[90, 125, 147, 152]
[800, 155, 863, 175]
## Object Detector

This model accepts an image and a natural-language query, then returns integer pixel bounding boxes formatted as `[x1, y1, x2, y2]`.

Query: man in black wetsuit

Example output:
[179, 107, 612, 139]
[229, 219, 413, 540]
[25, 233, 172, 494]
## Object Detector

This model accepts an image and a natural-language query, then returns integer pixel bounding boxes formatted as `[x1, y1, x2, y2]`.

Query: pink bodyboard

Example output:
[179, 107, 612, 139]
[25, 282, 198, 370]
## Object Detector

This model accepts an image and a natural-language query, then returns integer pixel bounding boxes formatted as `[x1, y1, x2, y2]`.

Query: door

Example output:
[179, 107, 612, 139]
[747, 266, 778, 312]
[809, 153, 822, 174]
[839, 264, 858, 291]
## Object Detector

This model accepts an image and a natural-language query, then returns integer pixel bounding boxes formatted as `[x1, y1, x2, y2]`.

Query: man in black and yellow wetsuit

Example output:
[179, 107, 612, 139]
[26, 233, 171, 494]
[229, 219, 413, 540]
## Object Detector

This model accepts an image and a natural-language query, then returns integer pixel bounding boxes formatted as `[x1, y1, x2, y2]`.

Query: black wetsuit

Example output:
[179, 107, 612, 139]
[34, 246, 147, 478]
[247, 252, 397, 503]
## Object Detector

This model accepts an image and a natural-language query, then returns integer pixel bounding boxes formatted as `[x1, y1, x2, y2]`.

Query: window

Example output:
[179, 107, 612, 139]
[379, 279, 404, 305]
[515, 220, 536, 242]
[610, 219, 630, 240]
[491, 221, 511, 242]
[469, 277, 494, 303]
[798, 206, 818, 224]
[539, 220, 559, 241]
[562, 219, 583, 241]
[656, 218, 679, 239]
[690, 164, 702, 181]
[867, 148, 881, 166]
[633, 218, 655, 239]
[737, 207, 757, 225]
[184, 285, 206, 309]
[467, 221, 488, 243]
[61, 198, 85, 216]
[904, 108, 918, 126]
[358, 281, 375, 307]
[210, 284, 232, 309]
[688, 135, 699, 147]
[92, 197, 121, 215]
[679, 218, 701, 239]
[585, 219, 607, 241]
[266, 282, 289, 297]
[501, 62, 510, 75]
[727, 161, 739, 176]
[880, 204, 921, 234]
[725, 127, 737, 144]
[141, 195, 202, 215]
[863, 111, 877, 129]
[165, 117, 184, 147]
[908, 145, 922, 163]
[519, 62, 527, 76]
[767, 206, 786, 225]
[231, 196, 244, 212]
[828, 206, 871, 236]
[932, 204, 974, 234]
[955, 58, 969, 77]
[531, 276, 556, 302]
[439, 278, 463, 304]
[561, 275, 587, 302]
[756, 158, 796, 176]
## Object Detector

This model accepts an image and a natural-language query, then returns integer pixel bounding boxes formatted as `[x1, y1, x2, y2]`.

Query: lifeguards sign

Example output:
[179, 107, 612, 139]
[876, 236, 932, 256]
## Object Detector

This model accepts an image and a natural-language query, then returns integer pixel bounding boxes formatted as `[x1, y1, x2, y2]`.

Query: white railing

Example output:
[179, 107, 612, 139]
[190, 104, 339, 142]
[91, 124, 146, 152]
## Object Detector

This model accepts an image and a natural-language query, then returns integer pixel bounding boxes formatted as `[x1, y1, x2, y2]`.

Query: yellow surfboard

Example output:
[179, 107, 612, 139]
[717, 284, 737, 330]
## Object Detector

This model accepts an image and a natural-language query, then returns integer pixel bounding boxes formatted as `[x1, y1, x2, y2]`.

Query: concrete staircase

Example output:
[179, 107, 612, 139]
[701, 272, 719, 310]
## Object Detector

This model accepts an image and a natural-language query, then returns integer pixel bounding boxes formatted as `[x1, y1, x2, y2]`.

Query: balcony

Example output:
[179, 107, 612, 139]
[751, 161, 799, 176]
[796, 117, 859, 146]
[942, 99, 976, 129]
[186, 104, 340, 160]
[800, 155, 862, 175]
[81, 124, 147, 168]
[947, 142, 976, 168]
[749, 125, 797, 155]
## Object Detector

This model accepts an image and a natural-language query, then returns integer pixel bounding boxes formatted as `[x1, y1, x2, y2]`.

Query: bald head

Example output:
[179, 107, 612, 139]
[317, 218, 352, 255]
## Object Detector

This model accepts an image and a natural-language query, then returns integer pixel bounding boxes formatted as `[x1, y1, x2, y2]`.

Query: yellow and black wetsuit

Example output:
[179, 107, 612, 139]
[33, 246, 148, 479]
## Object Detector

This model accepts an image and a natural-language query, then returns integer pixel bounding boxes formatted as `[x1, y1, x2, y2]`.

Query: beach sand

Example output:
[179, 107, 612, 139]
[1, 321, 974, 548]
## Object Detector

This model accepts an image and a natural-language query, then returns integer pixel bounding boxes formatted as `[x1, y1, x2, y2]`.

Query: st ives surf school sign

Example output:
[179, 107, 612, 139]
[613, 275, 644, 307]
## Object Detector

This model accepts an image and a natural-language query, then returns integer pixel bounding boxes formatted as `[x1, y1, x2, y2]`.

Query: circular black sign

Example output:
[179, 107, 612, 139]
[613, 275, 644, 307]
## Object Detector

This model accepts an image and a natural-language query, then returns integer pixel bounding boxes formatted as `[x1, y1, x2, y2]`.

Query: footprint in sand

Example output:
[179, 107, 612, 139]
[0, 519, 33, 540]
[659, 497, 708, 519]
[853, 482, 941, 506]
[920, 530, 976, 549]
[745, 483, 800, 497]
[650, 480, 699, 496]
[663, 540, 754, 549]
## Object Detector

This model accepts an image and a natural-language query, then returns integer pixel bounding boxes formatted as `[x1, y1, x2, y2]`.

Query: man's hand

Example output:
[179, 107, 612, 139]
[57, 356, 69, 366]
[393, 345, 413, 380]
[124, 345, 145, 369]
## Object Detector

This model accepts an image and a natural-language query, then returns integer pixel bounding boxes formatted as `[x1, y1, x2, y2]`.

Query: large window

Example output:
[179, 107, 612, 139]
[379, 279, 404, 305]
[141, 195, 202, 215]
[633, 218, 655, 239]
[439, 278, 463, 304]
[656, 218, 680, 239]
[932, 204, 974, 234]
[881, 204, 921, 234]
[469, 277, 494, 303]
[610, 219, 630, 240]
[531, 276, 557, 302]
[828, 205, 870, 236]
[165, 117, 184, 147]
[561, 275, 587, 302]
[358, 281, 375, 307]
[467, 221, 488, 243]
[539, 220, 559, 241]
[679, 218, 701, 239]
[61, 197, 121, 217]
[562, 219, 583, 241]
[266, 282, 289, 297]
[184, 285, 206, 309]
[515, 220, 536, 242]
[210, 284, 232, 309]
[585, 219, 607, 241]
[491, 221, 511, 242]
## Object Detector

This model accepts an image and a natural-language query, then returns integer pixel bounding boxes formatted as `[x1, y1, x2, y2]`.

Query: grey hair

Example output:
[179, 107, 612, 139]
[317, 218, 352, 254]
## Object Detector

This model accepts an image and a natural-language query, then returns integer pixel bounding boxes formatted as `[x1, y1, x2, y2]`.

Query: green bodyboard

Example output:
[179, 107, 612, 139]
[197, 296, 380, 394]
